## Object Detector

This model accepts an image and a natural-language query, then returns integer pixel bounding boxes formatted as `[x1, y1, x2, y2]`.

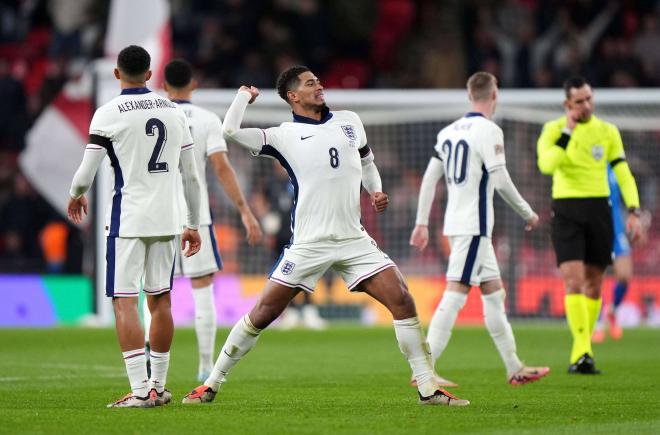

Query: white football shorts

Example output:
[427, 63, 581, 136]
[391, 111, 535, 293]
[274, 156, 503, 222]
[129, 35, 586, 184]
[269, 235, 396, 292]
[174, 225, 223, 278]
[105, 236, 176, 297]
[446, 235, 501, 286]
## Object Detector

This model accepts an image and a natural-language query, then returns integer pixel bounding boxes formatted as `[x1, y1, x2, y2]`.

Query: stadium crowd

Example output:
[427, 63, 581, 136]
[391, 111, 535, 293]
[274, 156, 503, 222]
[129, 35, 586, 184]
[1, 0, 660, 273]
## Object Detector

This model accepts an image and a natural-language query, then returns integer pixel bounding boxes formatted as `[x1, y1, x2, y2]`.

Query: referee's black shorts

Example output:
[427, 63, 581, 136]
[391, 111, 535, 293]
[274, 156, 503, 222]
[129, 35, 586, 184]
[551, 198, 614, 268]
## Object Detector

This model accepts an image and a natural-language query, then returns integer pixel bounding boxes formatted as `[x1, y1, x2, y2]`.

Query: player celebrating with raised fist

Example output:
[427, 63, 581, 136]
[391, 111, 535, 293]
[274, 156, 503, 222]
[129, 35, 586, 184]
[411, 71, 549, 386]
[182, 66, 468, 407]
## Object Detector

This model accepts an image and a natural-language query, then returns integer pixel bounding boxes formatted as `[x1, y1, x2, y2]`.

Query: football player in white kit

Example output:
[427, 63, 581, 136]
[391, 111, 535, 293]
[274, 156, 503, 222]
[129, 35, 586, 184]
[67, 46, 202, 408]
[142, 59, 263, 382]
[182, 66, 469, 406]
[410, 72, 549, 386]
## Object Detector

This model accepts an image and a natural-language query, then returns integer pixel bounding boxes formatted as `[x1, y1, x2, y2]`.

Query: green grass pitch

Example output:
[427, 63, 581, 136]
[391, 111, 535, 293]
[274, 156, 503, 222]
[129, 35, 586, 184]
[1, 325, 659, 434]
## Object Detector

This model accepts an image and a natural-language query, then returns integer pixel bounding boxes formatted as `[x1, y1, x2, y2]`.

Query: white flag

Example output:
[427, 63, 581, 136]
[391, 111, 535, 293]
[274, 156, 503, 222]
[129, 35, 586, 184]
[19, 0, 171, 217]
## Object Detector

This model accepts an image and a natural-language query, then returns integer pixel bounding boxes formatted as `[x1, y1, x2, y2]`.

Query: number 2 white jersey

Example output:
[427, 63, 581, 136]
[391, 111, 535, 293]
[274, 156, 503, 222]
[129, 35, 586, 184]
[173, 101, 227, 227]
[434, 113, 506, 237]
[89, 88, 194, 237]
[256, 109, 369, 244]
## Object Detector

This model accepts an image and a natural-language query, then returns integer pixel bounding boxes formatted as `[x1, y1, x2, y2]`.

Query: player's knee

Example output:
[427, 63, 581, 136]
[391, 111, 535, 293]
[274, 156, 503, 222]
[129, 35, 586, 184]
[389, 287, 416, 317]
[563, 276, 584, 294]
[250, 300, 286, 329]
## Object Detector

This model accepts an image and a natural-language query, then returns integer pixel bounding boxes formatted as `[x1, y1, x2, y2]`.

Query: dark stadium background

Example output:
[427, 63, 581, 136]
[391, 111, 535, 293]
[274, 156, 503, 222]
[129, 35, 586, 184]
[1, 0, 660, 328]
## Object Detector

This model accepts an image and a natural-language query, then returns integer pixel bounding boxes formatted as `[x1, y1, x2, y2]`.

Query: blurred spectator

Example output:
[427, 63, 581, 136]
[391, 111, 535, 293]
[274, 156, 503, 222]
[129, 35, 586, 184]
[0, 172, 54, 272]
[0, 59, 28, 151]
[3, 0, 660, 275]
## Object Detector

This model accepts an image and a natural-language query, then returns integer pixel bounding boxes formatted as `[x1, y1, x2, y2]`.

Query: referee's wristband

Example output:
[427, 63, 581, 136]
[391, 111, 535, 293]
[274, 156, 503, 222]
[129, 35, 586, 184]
[555, 129, 572, 150]
[628, 208, 641, 217]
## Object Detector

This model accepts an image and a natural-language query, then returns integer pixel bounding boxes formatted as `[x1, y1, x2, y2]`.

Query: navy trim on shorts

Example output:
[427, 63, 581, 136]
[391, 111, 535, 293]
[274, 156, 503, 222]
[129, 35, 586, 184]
[460, 236, 481, 285]
[268, 246, 288, 278]
[105, 236, 116, 297]
[208, 225, 223, 270]
[478, 165, 488, 236]
[169, 251, 176, 291]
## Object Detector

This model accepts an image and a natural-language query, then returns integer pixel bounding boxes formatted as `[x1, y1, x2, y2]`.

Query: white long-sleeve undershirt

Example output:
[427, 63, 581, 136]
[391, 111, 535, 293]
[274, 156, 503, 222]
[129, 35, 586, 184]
[222, 91, 264, 153]
[179, 147, 201, 229]
[361, 159, 382, 194]
[490, 166, 535, 221]
[415, 157, 444, 226]
[414, 157, 534, 226]
[69, 145, 107, 199]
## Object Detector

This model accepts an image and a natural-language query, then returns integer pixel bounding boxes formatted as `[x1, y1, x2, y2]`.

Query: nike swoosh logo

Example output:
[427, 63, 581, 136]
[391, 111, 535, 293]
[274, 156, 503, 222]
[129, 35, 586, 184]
[301, 135, 314, 140]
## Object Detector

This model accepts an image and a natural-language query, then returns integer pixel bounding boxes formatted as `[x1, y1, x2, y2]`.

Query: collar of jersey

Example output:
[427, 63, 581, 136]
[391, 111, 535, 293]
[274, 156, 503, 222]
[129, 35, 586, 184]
[465, 112, 485, 118]
[120, 87, 151, 95]
[292, 106, 333, 124]
[171, 99, 191, 104]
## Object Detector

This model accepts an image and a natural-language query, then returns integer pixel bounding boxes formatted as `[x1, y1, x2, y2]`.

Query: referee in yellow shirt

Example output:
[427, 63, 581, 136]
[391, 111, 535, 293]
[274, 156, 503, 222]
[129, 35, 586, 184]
[537, 76, 642, 374]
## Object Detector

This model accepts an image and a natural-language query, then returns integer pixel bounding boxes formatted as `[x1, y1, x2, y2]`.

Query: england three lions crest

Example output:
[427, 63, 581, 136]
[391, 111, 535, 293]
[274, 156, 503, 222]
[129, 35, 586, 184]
[341, 125, 357, 140]
[281, 260, 295, 275]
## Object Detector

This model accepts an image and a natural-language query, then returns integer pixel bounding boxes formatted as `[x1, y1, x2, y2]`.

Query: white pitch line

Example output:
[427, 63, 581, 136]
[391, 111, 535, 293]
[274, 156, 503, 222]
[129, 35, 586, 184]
[0, 373, 125, 382]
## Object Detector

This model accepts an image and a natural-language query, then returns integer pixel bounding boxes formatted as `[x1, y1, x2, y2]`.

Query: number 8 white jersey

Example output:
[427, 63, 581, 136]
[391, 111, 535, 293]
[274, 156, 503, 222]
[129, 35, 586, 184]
[434, 113, 506, 237]
[89, 88, 194, 237]
[256, 109, 369, 244]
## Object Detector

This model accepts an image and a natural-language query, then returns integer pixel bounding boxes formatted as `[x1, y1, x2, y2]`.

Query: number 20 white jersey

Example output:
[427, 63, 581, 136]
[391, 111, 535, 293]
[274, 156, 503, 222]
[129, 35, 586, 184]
[89, 88, 194, 237]
[434, 113, 506, 237]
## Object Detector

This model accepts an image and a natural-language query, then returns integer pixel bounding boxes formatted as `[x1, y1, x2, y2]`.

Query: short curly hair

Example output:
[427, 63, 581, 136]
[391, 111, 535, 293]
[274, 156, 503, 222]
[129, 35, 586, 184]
[164, 58, 193, 88]
[117, 45, 150, 79]
[276, 65, 310, 102]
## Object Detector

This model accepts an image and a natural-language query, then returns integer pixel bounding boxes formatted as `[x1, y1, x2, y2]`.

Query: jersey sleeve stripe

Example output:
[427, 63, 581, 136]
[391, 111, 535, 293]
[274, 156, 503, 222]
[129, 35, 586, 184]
[181, 143, 194, 150]
[610, 157, 626, 167]
[89, 134, 112, 149]
[359, 144, 372, 158]
[85, 145, 105, 150]
[478, 165, 489, 236]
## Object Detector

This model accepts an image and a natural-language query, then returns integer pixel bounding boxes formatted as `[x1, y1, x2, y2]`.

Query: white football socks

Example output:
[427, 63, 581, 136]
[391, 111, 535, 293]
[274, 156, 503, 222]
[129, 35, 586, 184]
[393, 317, 437, 397]
[192, 284, 217, 375]
[427, 290, 467, 364]
[482, 289, 523, 376]
[122, 349, 149, 398]
[149, 350, 170, 393]
[205, 314, 261, 391]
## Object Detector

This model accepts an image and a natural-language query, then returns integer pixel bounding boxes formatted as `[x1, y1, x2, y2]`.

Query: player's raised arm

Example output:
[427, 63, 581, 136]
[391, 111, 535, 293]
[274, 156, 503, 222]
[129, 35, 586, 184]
[67, 141, 108, 224]
[410, 155, 445, 250]
[222, 86, 266, 154]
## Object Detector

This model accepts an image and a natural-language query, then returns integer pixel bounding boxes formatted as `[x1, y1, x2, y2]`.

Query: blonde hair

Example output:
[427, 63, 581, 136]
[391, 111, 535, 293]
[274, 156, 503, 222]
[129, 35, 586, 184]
[467, 72, 497, 102]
